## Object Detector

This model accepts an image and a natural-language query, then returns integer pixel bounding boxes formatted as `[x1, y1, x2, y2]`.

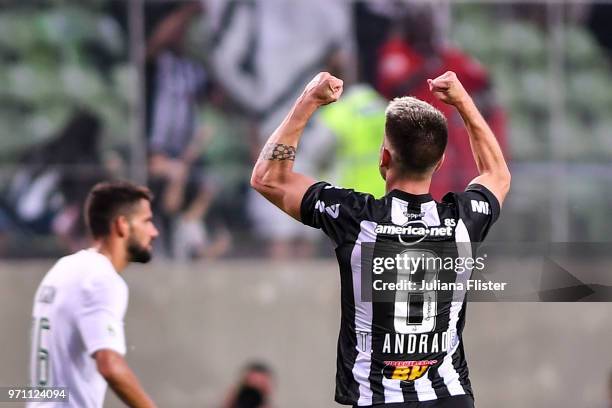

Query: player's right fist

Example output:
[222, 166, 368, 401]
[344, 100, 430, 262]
[302, 72, 344, 106]
[427, 71, 469, 107]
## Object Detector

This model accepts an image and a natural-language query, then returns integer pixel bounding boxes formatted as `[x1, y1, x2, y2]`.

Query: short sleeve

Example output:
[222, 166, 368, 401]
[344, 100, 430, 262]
[300, 181, 372, 246]
[76, 274, 128, 357]
[447, 183, 501, 242]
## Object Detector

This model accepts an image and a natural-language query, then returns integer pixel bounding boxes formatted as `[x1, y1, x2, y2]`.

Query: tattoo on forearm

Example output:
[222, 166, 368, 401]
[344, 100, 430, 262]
[260, 143, 296, 161]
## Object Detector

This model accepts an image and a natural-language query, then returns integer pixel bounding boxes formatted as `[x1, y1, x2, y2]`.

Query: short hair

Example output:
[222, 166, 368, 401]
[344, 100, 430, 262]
[85, 181, 153, 239]
[384, 96, 448, 176]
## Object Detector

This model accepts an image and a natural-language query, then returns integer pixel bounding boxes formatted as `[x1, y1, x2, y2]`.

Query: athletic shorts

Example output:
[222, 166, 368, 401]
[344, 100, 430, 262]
[353, 395, 475, 408]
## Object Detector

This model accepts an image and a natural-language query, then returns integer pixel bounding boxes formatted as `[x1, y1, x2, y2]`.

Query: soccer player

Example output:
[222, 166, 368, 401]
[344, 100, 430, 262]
[251, 71, 510, 407]
[28, 181, 159, 408]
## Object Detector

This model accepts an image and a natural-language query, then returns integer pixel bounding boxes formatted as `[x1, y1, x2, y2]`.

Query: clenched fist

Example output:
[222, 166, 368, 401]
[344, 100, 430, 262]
[428, 71, 470, 106]
[302, 72, 344, 106]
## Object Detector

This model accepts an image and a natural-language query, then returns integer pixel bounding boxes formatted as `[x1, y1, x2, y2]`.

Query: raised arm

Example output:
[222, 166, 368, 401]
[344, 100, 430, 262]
[250, 72, 343, 220]
[428, 71, 511, 205]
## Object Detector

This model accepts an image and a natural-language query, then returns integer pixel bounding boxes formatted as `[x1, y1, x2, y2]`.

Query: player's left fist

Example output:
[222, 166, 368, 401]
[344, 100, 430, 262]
[427, 71, 469, 107]
[302, 72, 343, 106]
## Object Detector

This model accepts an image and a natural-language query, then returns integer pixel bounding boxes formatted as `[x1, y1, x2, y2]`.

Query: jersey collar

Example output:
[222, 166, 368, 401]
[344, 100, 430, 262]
[386, 190, 434, 204]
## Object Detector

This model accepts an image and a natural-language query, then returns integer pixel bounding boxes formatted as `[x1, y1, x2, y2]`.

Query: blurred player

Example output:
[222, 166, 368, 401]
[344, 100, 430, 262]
[251, 71, 510, 407]
[28, 181, 159, 408]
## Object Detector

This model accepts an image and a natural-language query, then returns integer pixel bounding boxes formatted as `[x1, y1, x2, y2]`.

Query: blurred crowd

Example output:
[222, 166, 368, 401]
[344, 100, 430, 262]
[1, 1, 612, 259]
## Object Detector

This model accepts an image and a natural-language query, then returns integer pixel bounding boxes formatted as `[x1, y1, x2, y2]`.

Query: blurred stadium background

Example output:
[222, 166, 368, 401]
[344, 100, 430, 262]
[0, 1, 611, 407]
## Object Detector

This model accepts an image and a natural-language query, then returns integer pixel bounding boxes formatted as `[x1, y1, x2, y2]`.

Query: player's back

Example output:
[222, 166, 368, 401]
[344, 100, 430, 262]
[28, 249, 128, 408]
[300, 181, 500, 406]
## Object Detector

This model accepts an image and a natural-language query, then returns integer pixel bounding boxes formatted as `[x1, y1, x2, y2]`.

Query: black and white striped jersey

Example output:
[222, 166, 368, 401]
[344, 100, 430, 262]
[300, 182, 500, 406]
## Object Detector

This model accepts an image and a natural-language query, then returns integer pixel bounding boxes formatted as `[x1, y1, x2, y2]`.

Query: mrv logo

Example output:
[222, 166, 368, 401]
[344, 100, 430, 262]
[315, 200, 340, 219]
[471, 200, 490, 215]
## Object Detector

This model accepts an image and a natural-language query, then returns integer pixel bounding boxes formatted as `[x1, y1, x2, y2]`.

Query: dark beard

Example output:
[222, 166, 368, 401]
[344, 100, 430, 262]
[127, 239, 152, 263]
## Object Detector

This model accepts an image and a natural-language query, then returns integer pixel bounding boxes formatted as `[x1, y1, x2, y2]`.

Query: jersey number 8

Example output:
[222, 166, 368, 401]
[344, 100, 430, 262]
[394, 249, 439, 334]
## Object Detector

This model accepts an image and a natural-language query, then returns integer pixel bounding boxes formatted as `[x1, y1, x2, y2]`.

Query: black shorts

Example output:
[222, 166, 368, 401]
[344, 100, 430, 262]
[353, 395, 475, 408]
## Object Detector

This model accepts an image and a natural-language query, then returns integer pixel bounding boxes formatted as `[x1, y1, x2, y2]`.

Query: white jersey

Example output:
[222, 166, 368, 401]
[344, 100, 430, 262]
[28, 249, 128, 408]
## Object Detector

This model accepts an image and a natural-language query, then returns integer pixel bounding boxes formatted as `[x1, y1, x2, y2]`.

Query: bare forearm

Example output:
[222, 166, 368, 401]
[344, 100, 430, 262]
[455, 96, 508, 177]
[250, 72, 342, 219]
[251, 95, 318, 185]
[429, 71, 509, 203]
[105, 367, 156, 408]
